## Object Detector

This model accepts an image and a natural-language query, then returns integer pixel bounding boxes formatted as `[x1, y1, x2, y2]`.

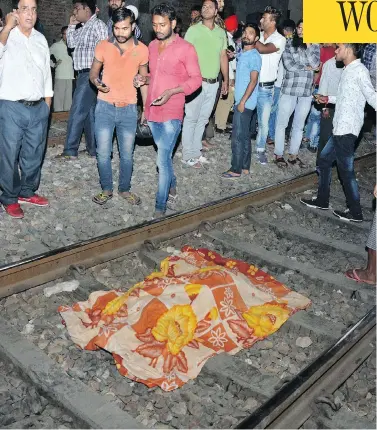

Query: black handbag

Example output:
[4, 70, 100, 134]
[136, 119, 153, 139]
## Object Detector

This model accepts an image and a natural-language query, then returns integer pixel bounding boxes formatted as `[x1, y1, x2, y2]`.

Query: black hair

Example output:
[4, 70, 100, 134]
[112, 6, 136, 25]
[244, 22, 260, 40]
[345, 43, 364, 59]
[61, 25, 68, 33]
[292, 19, 306, 49]
[203, 0, 219, 10]
[72, 0, 96, 15]
[12, 0, 39, 8]
[0, 8, 3, 19]
[151, 3, 177, 21]
[191, 4, 201, 12]
[263, 6, 282, 24]
[282, 19, 295, 32]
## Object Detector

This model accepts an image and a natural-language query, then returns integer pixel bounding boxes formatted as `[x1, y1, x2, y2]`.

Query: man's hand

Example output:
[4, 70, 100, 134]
[69, 15, 79, 25]
[94, 78, 110, 93]
[314, 94, 328, 104]
[56, 59, 62, 66]
[4, 10, 19, 30]
[226, 49, 235, 60]
[152, 89, 173, 106]
[237, 102, 245, 113]
[221, 81, 229, 96]
[134, 74, 148, 88]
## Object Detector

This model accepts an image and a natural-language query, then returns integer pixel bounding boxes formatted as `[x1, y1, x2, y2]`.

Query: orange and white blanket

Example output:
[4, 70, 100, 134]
[59, 246, 311, 391]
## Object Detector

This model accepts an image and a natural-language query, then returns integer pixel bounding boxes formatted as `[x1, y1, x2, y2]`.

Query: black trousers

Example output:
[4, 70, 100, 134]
[317, 106, 335, 163]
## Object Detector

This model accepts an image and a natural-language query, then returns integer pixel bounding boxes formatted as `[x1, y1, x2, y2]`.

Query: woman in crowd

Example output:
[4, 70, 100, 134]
[273, 19, 320, 167]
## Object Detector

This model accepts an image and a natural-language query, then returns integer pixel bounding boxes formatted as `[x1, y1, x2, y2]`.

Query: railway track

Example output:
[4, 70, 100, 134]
[0, 152, 375, 429]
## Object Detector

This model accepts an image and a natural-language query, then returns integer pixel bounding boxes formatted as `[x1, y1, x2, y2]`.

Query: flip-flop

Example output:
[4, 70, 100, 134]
[345, 269, 376, 285]
[220, 171, 241, 179]
[119, 192, 141, 206]
[92, 192, 113, 205]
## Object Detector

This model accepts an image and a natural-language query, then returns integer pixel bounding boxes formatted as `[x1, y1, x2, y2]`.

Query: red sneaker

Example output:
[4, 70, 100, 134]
[4, 203, 24, 219]
[18, 194, 49, 207]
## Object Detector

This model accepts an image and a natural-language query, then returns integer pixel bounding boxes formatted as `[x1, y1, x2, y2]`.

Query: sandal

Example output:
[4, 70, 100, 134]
[267, 138, 274, 145]
[220, 171, 241, 179]
[274, 157, 288, 168]
[55, 153, 78, 161]
[288, 157, 306, 168]
[119, 192, 141, 205]
[345, 269, 376, 285]
[92, 192, 113, 205]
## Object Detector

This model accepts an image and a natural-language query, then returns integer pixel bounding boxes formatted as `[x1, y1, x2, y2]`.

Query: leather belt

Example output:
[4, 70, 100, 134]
[202, 77, 218, 84]
[259, 81, 275, 87]
[77, 68, 90, 74]
[17, 98, 43, 107]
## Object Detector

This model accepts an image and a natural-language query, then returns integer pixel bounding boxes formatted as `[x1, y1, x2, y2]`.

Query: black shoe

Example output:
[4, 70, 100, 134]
[333, 209, 363, 222]
[215, 127, 226, 134]
[300, 197, 329, 210]
[308, 146, 317, 153]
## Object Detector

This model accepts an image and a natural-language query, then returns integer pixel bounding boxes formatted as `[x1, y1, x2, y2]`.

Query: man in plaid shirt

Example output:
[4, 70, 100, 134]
[107, 0, 142, 39]
[273, 35, 320, 167]
[57, 0, 107, 159]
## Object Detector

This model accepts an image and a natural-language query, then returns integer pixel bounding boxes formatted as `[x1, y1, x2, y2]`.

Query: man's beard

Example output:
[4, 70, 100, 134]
[114, 33, 133, 43]
[155, 27, 173, 40]
[242, 40, 255, 47]
[108, 6, 119, 16]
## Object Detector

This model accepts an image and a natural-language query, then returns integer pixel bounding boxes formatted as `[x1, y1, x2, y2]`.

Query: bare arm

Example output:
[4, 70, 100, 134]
[138, 64, 149, 110]
[255, 41, 279, 54]
[0, 11, 19, 53]
[89, 57, 102, 86]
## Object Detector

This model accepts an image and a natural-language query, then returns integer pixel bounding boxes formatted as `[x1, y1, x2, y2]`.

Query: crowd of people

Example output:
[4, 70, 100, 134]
[0, 0, 375, 232]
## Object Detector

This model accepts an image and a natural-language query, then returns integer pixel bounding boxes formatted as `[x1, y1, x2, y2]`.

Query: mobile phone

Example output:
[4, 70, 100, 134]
[96, 78, 107, 88]
[150, 97, 162, 106]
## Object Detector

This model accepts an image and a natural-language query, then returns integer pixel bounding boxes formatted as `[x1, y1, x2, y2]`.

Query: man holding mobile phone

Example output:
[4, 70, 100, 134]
[134, 3, 202, 218]
[90, 7, 148, 206]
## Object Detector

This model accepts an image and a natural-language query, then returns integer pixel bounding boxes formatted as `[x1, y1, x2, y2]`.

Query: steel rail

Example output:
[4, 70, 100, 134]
[0, 152, 375, 298]
[237, 306, 376, 429]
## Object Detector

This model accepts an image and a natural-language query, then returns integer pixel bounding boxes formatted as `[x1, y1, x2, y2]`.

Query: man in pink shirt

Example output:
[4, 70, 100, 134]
[134, 3, 202, 218]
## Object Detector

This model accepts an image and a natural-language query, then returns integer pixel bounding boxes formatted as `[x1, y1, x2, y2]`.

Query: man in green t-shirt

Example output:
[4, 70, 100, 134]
[181, 0, 229, 168]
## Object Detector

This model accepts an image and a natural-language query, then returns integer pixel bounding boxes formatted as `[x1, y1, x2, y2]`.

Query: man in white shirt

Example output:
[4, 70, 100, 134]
[254, 6, 286, 164]
[50, 26, 74, 112]
[214, 14, 237, 133]
[267, 19, 295, 146]
[316, 56, 344, 161]
[0, 0, 53, 219]
[301, 43, 376, 223]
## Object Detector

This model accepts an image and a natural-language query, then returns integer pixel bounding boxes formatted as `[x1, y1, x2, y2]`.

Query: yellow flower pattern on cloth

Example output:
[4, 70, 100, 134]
[152, 305, 198, 356]
[184, 284, 203, 297]
[225, 260, 237, 269]
[247, 265, 258, 276]
[242, 304, 290, 338]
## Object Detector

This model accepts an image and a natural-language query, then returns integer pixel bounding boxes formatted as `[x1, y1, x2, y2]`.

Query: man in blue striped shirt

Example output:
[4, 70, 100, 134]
[107, 0, 142, 39]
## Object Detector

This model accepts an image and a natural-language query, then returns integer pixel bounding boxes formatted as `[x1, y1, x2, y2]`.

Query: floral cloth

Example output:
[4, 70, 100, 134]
[59, 247, 311, 391]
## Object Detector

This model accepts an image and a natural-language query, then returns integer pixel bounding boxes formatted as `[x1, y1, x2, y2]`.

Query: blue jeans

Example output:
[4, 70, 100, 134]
[148, 120, 182, 213]
[95, 100, 137, 193]
[63, 72, 97, 156]
[256, 85, 274, 152]
[268, 86, 281, 141]
[304, 105, 321, 148]
[231, 106, 254, 174]
[0, 100, 49, 205]
[317, 134, 362, 217]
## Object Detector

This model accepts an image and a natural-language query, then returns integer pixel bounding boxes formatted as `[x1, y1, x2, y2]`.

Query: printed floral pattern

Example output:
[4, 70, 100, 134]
[59, 246, 311, 391]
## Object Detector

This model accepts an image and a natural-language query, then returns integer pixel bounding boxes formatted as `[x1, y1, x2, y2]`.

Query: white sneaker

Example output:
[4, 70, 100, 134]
[198, 155, 210, 164]
[181, 158, 202, 168]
